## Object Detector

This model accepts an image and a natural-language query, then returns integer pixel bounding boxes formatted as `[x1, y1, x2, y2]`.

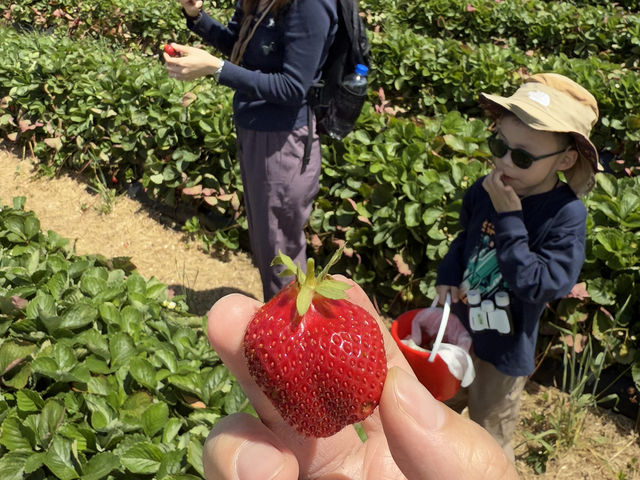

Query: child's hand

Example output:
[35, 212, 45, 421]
[482, 170, 522, 213]
[435, 284, 461, 304]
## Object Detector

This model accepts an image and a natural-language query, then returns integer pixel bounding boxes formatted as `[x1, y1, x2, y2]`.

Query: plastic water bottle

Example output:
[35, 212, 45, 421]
[326, 63, 369, 140]
[342, 63, 369, 95]
[325, 63, 369, 140]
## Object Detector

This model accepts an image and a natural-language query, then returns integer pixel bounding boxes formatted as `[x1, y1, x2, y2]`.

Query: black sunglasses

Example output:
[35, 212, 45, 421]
[487, 133, 569, 169]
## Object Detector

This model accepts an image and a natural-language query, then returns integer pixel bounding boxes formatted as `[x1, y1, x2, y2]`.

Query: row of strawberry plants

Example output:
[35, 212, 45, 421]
[361, 0, 640, 63]
[5, 2, 640, 168]
[8, 0, 640, 64]
[2, 0, 212, 54]
[0, 197, 252, 479]
[370, 28, 640, 168]
[0, 26, 245, 246]
[3, 21, 638, 180]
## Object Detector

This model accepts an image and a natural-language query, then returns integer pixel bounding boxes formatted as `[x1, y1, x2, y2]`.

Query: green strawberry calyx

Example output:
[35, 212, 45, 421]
[271, 246, 350, 316]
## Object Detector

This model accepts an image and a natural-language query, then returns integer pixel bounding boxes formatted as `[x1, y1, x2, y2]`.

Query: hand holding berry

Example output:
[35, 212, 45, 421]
[204, 276, 519, 480]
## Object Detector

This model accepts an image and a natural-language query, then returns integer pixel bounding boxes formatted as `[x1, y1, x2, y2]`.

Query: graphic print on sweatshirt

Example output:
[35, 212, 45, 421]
[460, 220, 513, 335]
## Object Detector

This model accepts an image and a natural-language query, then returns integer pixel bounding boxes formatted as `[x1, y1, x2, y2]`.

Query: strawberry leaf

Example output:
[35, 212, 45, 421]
[296, 285, 314, 316]
[318, 244, 345, 279]
[271, 251, 300, 278]
[315, 279, 350, 300]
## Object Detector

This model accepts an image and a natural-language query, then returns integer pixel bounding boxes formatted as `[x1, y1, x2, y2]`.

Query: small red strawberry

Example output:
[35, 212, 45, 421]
[243, 248, 387, 437]
[164, 44, 177, 57]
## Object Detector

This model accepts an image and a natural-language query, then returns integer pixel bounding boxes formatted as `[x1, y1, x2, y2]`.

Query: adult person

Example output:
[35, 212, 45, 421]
[165, 0, 337, 300]
[203, 276, 520, 479]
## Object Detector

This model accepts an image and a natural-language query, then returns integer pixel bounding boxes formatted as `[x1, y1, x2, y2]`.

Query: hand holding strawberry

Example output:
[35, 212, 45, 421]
[204, 278, 520, 480]
[163, 44, 224, 81]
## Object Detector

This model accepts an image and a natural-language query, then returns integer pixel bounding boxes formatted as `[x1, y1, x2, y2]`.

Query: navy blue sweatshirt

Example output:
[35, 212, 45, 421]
[186, 0, 337, 131]
[436, 177, 587, 376]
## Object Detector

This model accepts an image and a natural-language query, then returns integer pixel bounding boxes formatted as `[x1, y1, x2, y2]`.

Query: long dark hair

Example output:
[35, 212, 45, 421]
[241, 0, 292, 15]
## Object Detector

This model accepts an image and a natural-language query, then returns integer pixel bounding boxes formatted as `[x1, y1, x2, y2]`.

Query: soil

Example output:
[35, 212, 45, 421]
[1, 147, 639, 479]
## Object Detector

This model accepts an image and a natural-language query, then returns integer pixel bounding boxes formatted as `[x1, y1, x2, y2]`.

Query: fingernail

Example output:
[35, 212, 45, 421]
[236, 441, 284, 480]
[393, 367, 447, 431]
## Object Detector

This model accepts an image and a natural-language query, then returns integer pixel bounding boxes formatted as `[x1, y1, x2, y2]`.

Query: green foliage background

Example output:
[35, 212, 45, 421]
[0, 0, 639, 477]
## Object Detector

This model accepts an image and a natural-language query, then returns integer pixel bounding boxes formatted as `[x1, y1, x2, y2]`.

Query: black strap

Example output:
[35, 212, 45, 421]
[302, 104, 313, 173]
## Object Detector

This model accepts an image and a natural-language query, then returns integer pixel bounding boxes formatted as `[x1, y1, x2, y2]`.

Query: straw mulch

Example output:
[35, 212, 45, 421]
[1, 147, 639, 479]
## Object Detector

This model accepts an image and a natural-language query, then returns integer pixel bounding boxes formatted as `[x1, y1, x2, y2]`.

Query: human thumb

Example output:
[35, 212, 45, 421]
[379, 367, 519, 480]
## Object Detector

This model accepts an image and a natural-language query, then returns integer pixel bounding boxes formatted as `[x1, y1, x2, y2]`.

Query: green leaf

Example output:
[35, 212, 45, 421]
[421, 207, 443, 226]
[0, 451, 30, 480]
[404, 202, 422, 227]
[24, 452, 46, 475]
[0, 415, 33, 451]
[3, 363, 32, 389]
[126, 274, 147, 294]
[26, 291, 57, 321]
[315, 279, 350, 300]
[0, 341, 35, 376]
[16, 390, 43, 413]
[187, 437, 204, 477]
[23, 216, 40, 240]
[129, 357, 158, 391]
[54, 343, 78, 372]
[141, 402, 169, 438]
[98, 302, 120, 325]
[157, 448, 185, 478]
[85, 396, 115, 431]
[109, 332, 136, 370]
[39, 400, 66, 445]
[44, 436, 79, 480]
[120, 442, 164, 474]
[296, 285, 314, 316]
[60, 304, 98, 330]
[30, 356, 60, 380]
[162, 418, 183, 444]
[4, 216, 26, 241]
[80, 452, 120, 480]
[76, 329, 110, 360]
[47, 271, 69, 298]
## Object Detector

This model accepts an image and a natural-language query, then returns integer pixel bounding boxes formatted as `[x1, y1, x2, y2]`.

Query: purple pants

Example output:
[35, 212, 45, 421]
[236, 123, 321, 301]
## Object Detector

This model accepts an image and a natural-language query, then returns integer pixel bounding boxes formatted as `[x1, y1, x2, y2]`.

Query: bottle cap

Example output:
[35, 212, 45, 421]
[495, 291, 510, 307]
[355, 63, 369, 76]
[467, 289, 481, 304]
[481, 300, 495, 312]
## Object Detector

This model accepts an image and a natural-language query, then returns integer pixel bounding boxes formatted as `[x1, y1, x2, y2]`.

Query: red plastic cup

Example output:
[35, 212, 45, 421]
[391, 309, 462, 401]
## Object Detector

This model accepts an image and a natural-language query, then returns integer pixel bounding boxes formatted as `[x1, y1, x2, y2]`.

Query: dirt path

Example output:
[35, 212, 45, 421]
[1, 147, 639, 479]
[0, 149, 264, 315]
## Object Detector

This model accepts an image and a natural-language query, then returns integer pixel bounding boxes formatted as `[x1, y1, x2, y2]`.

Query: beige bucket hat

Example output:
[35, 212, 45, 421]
[479, 73, 600, 197]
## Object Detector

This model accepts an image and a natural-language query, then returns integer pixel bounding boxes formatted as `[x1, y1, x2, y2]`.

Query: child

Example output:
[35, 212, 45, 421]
[435, 73, 600, 461]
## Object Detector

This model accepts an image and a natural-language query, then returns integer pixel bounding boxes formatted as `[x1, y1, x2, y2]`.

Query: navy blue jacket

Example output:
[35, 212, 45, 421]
[436, 177, 587, 376]
[186, 0, 337, 131]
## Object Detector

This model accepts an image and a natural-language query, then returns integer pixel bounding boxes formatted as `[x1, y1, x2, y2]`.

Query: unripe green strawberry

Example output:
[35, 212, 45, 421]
[243, 248, 387, 437]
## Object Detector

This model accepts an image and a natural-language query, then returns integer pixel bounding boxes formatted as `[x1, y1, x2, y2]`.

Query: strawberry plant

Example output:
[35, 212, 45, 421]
[0, 197, 252, 479]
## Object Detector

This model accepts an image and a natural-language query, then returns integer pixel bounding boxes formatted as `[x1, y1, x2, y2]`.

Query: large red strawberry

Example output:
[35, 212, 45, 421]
[243, 249, 387, 437]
